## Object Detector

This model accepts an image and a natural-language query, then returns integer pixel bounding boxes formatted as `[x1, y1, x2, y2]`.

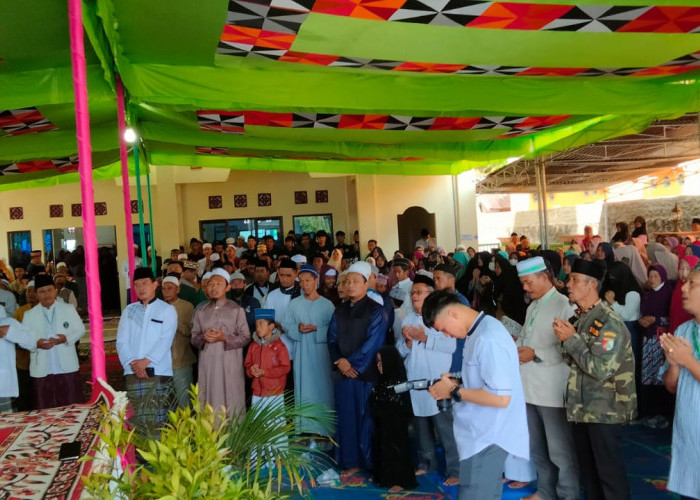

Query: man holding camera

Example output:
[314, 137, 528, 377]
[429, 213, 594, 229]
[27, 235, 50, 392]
[424, 290, 528, 500]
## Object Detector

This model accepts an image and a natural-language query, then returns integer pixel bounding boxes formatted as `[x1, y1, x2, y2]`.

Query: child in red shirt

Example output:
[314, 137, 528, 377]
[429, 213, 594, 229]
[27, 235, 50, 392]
[245, 308, 290, 405]
[244, 309, 291, 467]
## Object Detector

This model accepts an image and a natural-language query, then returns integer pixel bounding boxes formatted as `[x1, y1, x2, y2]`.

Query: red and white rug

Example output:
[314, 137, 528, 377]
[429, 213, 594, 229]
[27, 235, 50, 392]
[0, 396, 107, 499]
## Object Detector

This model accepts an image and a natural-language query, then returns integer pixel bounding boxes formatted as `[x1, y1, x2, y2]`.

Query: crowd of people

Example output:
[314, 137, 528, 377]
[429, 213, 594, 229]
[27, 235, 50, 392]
[1, 219, 700, 500]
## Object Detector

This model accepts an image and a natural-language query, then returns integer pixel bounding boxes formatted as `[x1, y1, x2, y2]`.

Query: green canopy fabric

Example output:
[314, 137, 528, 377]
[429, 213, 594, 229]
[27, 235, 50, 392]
[1, 0, 700, 185]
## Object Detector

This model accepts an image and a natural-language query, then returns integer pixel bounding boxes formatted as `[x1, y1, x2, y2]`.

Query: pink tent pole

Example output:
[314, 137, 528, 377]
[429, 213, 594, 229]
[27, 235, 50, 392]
[68, 0, 106, 385]
[116, 77, 137, 302]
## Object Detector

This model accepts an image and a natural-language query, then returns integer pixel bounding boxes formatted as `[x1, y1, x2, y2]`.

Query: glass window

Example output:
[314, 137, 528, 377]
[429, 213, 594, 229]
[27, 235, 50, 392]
[293, 214, 333, 239]
[227, 219, 256, 241]
[256, 218, 282, 241]
[44, 226, 119, 257]
[200, 217, 283, 245]
[7, 231, 32, 269]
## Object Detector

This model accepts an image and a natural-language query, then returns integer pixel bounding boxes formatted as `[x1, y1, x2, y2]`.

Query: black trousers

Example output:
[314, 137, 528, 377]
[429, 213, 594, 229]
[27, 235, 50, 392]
[572, 422, 630, 500]
[14, 368, 34, 412]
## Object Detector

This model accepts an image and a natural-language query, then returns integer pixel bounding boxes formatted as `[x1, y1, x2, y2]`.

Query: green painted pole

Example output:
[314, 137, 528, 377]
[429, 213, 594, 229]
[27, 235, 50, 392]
[134, 143, 147, 266]
[146, 164, 156, 275]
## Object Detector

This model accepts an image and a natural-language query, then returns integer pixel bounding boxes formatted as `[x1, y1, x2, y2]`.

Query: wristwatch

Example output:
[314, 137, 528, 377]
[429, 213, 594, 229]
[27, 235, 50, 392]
[450, 385, 462, 403]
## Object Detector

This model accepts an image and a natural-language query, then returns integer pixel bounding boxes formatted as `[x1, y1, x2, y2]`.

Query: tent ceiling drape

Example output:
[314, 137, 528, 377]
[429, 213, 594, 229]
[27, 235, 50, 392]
[2, 0, 700, 188]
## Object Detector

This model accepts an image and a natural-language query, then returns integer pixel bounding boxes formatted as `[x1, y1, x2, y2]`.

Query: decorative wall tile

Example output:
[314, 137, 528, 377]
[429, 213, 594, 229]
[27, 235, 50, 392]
[234, 194, 247, 208]
[131, 200, 140, 214]
[94, 202, 107, 216]
[209, 195, 223, 209]
[71, 203, 82, 217]
[315, 190, 329, 203]
[9, 207, 23, 220]
[294, 191, 308, 204]
[49, 204, 64, 218]
[258, 193, 272, 207]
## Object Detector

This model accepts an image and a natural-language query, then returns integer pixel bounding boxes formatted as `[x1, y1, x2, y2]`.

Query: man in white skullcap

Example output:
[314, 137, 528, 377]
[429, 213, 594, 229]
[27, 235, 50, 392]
[516, 257, 578, 500]
[197, 243, 215, 277]
[328, 261, 388, 476]
[161, 275, 196, 408]
[191, 267, 251, 418]
[290, 254, 307, 270]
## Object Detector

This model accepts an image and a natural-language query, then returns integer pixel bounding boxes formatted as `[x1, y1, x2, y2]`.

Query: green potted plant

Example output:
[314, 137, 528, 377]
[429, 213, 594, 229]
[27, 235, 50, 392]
[81, 386, 335, 499]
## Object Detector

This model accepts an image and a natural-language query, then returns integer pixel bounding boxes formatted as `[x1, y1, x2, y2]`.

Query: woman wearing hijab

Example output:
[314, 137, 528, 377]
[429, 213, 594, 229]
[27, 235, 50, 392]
[460, 251, 496, 315]
[595, 242, 615, 265]
[586, 236, 603, 256]
[631, 215, 648, 243]
[602, 261, 642, 362]
[457, 251, 482, 302]
[370, 346, 417, 492]
[319, 265, 340, 306]
[669, 255, 700, 334]
[558, 253, 579, 296]
[491, 255, 527, 325]
[375, 253, 390, 275]
[666, 236, 679, 253]
[611, 222, 630, 244]
[675, 244, 687, 258]
[638, 264, 675, 424]
[613, 244, 648, 288]
[647, 242, 679, 281]
[452, 246, 469, 281]
[327, 248, 344, 273]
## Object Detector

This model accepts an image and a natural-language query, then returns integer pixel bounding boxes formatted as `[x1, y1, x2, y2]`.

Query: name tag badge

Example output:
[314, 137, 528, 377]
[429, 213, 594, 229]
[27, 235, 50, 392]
[151, 318, 164, 324]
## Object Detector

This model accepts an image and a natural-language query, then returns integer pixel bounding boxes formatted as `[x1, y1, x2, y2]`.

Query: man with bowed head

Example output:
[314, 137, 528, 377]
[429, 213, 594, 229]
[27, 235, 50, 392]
[328, 261, 388, 476]
[191, 267, 251, 418]
[553, 258, 636, 500]
[23, 274, 85, 409]
[659, 260, 700, 500]
[423, 290, 528, 500]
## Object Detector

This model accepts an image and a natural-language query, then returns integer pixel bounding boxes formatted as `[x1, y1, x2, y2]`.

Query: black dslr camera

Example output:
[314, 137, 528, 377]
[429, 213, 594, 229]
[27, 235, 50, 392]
[390, 372, 463, 412]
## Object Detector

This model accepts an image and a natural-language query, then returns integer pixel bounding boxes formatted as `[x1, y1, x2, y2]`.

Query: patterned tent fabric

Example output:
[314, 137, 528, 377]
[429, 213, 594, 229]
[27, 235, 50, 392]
[1, 0, 700, 186]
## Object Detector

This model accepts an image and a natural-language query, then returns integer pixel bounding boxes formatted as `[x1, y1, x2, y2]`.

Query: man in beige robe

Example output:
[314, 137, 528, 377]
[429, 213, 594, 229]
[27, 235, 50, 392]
[191, 268, 250, 418]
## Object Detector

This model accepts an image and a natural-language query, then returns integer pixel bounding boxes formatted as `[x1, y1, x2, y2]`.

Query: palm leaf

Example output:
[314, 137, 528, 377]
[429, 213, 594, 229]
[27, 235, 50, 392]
[224, 392, 336, 493]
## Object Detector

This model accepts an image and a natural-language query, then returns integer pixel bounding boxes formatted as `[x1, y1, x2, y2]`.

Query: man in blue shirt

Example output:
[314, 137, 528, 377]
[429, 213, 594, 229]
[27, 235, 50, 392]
[424, 290, 529, 500]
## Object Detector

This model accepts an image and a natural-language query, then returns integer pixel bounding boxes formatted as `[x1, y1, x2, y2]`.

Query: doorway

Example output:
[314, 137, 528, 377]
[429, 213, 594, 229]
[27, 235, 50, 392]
[397, 206, 436, 256]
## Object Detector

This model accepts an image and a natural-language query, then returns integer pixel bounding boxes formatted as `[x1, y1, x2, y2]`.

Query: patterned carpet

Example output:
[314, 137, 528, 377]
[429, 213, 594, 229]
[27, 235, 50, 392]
[302, 425, 676, 499]
[0, 395, 108, 500]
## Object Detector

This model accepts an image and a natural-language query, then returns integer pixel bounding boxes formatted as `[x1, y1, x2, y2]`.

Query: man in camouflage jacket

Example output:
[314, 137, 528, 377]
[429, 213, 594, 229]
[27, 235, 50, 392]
[553, 259, 636, 500]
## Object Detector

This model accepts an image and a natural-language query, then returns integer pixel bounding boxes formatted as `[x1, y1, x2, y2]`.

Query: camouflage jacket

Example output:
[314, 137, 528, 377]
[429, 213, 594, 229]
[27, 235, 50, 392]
[562, 301, 637, 424]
